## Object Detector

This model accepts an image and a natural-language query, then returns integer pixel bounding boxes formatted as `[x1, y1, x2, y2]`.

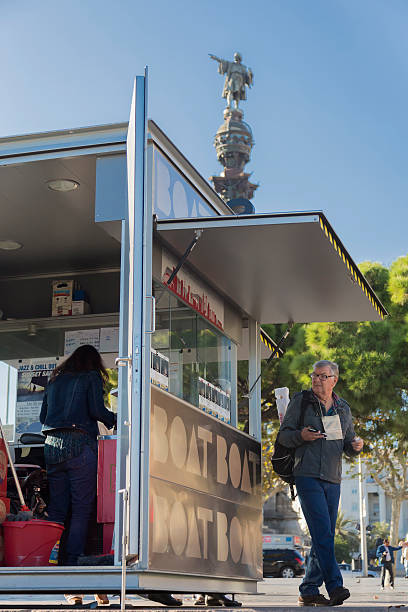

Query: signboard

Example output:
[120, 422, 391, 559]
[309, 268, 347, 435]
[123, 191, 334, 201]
[162, 248, 224, 330]
[16, 358, 59, 435]
[149, 385, 262, 579]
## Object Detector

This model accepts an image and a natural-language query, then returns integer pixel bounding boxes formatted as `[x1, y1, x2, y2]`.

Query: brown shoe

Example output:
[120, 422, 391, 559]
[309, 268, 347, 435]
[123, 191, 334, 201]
[298, 593, 330, 607]
[95, 593, 109, 605]
[328, 586, 350, 606]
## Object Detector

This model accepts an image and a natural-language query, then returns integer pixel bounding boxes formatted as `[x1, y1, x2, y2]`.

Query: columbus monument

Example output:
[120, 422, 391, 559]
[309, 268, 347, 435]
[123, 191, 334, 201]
[209, 52, 258, 213]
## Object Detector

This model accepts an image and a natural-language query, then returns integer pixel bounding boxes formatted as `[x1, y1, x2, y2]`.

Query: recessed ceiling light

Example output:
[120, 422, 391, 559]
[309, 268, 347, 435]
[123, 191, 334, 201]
[47, 179, 79, 192]
[0, 240, 23, 251]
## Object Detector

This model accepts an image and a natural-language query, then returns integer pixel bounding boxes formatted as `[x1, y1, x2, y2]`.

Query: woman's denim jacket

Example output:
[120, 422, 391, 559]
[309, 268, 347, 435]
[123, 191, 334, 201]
[40, 370, 116, 439]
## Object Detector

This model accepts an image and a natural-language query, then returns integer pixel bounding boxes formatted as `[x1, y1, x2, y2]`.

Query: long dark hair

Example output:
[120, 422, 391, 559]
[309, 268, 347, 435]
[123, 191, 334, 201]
[50, 344, 108, 385]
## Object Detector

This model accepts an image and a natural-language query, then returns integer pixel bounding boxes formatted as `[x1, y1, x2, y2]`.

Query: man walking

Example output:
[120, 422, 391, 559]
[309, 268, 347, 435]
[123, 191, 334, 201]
[377, 538, 403, 590]
[279, 360, 363, 607]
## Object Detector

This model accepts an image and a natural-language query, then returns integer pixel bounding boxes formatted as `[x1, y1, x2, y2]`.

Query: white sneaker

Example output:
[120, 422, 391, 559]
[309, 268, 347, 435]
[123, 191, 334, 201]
[380, 586, 384, 591]
[64, 595, 83, 605]
[390, 586, 395, 590]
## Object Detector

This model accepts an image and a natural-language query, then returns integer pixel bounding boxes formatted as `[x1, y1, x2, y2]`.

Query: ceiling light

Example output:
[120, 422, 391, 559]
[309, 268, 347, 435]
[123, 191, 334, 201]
[47, 179, 79, 192]
[0, 240, 23, 250]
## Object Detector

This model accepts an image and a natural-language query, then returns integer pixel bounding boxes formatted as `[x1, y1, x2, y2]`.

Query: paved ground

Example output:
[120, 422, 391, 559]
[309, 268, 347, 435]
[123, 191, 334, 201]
[0, 576, 406, 610]
[240, 575, 408, 607]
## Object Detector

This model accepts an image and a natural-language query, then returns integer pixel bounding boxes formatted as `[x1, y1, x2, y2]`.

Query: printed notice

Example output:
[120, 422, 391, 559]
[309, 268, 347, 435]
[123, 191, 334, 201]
[99, 327, 119, 353]
[64, 329, 100, 355]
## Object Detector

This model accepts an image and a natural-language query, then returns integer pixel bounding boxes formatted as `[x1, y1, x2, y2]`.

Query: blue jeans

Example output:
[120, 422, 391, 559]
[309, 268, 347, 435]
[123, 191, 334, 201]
[46, 444, 97, 565]
[295, 476, 343, 596]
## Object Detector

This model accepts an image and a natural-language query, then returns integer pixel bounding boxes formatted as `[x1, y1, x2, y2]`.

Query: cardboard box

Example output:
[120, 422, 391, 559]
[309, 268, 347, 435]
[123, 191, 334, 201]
[52, 280, 75, 317]
[72, 300, 91, 316]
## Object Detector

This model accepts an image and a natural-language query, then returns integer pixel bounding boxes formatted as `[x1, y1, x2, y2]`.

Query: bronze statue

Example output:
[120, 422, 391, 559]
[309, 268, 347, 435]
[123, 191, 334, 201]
[209, 52, 253, 109]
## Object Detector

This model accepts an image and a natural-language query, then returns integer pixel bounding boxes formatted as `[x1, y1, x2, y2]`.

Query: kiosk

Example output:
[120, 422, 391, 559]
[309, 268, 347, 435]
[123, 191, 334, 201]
[0, 75, 386, 595]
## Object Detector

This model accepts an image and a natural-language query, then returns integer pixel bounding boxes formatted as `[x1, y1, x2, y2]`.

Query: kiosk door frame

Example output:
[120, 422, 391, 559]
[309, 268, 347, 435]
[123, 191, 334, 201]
[115, 72, 153, 565]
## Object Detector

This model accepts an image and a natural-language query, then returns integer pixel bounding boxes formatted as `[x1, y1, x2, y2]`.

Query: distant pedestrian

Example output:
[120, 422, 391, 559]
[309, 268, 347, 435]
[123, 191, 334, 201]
[402, 536, 408, 578]
[278, 360, 363, 607]
[376, 538, 403, 590]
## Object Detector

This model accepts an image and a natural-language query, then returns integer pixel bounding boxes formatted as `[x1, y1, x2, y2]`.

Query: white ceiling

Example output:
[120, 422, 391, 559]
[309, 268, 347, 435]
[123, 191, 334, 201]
[1, 154, 121, 277]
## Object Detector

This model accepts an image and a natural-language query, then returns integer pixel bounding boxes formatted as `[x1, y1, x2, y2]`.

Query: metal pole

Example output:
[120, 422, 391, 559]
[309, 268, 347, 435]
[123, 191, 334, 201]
[119, 488, 129, 612]
[358, 456, 368, 576]
[5, 365, 10, 424]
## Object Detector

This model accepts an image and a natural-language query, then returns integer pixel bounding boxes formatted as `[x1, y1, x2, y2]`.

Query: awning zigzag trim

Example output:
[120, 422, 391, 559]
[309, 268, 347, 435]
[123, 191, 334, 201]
[318, 215, 387, 320]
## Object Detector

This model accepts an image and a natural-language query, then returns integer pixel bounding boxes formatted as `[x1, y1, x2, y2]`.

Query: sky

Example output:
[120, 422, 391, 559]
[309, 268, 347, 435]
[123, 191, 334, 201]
[1, 0, 408, 267]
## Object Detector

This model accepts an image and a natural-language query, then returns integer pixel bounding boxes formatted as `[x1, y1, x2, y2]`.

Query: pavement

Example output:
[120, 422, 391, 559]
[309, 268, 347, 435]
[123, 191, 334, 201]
[0, 576, 406, 610]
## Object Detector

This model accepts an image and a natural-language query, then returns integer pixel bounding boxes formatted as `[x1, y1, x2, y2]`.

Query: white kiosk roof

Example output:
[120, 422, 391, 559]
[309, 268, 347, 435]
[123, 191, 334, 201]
[156, 213, 387, 324]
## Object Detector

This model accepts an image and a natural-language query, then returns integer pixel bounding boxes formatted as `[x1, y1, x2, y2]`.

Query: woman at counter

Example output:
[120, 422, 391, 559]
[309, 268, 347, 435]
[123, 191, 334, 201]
[40, 344, 116, 601]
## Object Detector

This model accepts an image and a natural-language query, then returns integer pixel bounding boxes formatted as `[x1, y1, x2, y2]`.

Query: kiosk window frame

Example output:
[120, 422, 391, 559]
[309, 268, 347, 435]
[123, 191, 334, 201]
[151, 279, 236, 424]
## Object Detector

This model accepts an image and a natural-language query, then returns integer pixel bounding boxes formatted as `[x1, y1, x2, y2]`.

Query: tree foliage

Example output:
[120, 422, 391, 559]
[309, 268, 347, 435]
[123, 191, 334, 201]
[249, 256, 408, 523]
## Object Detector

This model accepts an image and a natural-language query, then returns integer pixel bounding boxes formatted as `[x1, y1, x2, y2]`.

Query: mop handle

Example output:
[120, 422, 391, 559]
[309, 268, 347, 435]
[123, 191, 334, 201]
[0, 421, 27, 509]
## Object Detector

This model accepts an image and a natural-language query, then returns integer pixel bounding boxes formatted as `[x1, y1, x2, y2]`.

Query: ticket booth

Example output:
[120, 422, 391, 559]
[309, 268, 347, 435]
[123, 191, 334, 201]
[0, 75, 386, 595]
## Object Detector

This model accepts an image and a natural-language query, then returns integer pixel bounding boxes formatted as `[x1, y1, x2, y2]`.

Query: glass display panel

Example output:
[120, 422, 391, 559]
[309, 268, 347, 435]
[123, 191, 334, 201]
[152, 280, 234, 423]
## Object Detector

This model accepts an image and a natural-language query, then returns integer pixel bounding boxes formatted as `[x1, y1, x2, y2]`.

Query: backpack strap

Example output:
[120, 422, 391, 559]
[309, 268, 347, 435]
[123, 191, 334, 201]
[299, 390, 309, 428]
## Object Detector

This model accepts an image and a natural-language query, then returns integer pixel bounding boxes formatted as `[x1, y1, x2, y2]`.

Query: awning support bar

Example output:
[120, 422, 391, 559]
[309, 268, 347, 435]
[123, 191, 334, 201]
[166, 230, 203, 286]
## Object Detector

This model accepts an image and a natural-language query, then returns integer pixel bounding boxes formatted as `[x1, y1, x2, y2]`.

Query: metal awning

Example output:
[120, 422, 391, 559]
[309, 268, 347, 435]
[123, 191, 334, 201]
[156, 212, 387, 324]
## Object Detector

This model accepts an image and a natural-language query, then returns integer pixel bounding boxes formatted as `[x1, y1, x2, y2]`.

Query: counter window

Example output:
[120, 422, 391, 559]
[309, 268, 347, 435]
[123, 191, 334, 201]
[152, 281, 234, 423]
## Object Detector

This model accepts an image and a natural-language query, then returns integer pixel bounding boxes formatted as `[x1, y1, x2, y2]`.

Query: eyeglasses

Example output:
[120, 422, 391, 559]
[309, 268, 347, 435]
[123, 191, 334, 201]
[310, 373, 335, 381]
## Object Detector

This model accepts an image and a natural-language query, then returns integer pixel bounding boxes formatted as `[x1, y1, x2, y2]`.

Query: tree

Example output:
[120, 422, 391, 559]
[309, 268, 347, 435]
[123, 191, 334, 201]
[335, 510, 356, 538]
[238, 323, 306, 499]
[261, 422, 287, 501]
[334, 511, 359, 562]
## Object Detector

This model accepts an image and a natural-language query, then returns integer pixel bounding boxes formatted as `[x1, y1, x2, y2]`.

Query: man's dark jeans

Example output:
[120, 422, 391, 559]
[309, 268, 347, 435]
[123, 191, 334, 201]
[46, 444, 97, 565]
[295, 476, 343, 596]
[381, 561, 394, 587]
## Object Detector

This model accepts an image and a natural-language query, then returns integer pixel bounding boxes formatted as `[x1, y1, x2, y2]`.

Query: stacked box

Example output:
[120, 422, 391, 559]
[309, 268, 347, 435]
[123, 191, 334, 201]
[51, 280, 75, 317]
[72, 301, 91, 315]
[72, 289, 91, 315]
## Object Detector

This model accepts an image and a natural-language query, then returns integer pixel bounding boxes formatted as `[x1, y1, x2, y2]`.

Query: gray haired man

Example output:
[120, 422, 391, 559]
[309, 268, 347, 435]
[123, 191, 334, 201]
[279, 360, 363, 607]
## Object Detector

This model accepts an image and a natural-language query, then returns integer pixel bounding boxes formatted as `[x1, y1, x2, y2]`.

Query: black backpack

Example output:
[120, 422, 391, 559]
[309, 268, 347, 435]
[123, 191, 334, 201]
[271, 391, 309, 495]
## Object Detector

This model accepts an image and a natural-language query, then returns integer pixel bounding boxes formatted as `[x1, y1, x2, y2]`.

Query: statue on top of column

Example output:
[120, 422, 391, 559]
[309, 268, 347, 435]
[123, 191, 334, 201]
[209, 52, 253, 109]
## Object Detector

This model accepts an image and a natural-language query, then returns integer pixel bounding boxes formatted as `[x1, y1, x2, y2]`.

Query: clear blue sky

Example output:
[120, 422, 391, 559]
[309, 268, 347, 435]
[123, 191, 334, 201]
[2, 0, 407, 266]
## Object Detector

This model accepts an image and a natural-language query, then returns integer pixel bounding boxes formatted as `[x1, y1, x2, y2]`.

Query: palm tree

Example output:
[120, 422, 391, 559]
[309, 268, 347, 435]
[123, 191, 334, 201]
[336, 510, 356, 538]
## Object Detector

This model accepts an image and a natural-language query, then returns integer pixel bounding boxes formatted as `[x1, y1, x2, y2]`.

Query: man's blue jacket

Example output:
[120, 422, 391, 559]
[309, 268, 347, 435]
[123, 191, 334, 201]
[376, 544, 402, 565]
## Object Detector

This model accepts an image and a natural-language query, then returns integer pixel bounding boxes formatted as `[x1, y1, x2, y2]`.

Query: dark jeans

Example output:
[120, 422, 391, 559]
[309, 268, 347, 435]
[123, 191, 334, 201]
[46, 444, 97, 565]
[381, 561, 394, 587]
[295, 476, 343, 596]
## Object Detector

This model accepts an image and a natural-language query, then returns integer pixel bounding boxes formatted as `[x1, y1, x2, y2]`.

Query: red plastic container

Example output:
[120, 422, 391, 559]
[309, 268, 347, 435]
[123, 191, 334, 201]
[2, 520, 64, 566]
